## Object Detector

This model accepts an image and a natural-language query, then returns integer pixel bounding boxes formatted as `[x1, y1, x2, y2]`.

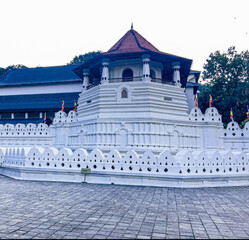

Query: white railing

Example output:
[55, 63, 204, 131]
[1, 147, 249, 177]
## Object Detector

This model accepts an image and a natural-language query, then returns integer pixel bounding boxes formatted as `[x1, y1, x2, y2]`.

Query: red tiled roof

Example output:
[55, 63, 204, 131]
[107, 29, 160, 54]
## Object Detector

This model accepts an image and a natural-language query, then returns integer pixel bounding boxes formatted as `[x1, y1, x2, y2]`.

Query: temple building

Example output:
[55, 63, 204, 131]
[1, 27, 249, 188]
[0, 64, 81, 124]
[0, 27, 200, 125]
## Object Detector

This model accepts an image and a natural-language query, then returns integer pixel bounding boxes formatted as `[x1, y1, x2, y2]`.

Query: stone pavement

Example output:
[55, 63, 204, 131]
[0, 175, 249, 239]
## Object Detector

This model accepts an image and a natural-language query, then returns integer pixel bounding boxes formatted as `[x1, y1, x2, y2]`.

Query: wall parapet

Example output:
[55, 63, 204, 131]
[0, 123, 52, 147]
[188, 107, 222, 123]
[1, 147, 249, 178]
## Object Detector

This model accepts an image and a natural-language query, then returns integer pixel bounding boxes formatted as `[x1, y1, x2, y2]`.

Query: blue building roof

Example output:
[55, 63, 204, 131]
[0, 92, 80, 111]
[189, 70, 201, 83]
[0, 64, 81, 87]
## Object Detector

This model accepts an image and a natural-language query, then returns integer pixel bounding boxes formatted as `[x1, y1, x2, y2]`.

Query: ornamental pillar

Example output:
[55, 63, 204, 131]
[82, 69, 90, 91]
[142, 54, 151, 82]
[101, 58, 109, 84]
[172, 61, 181, 86]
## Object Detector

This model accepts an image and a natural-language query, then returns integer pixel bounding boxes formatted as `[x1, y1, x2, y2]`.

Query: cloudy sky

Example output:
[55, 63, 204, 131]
[1, 0, 248, 72]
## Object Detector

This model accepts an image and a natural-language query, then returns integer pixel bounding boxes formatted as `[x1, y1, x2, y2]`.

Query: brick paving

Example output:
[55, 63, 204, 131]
[0, 175, 249, 239]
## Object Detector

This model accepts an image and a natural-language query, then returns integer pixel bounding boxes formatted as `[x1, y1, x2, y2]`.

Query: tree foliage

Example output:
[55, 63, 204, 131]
[0, 64, 27, 77]
[68, 51, 102, 65]
[200, 46, 249, 126]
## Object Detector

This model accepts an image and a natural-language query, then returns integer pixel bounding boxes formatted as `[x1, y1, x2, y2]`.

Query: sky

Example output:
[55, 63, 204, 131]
[1, 0, 249, 72]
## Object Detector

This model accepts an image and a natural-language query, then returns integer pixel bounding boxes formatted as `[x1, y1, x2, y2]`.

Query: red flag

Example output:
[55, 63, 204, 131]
[209, 94, 213, 108]
[74, 100, 77, 112]
[43, 113, 46, 124]
[61, 100, 64, 111]
[194, 94, 198, 108]
[230, 107, 234, 121]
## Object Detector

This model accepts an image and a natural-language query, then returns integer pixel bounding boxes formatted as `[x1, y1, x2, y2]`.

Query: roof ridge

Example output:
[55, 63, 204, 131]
[130, 29, 146, 51]
[107, 29, 131, 52]
[107, 28, 160, 54]
[0, 64, 81, 73]
[132, 29, 159, 52]
[0, 64, 81, 85]
[0, 69, 12, 79]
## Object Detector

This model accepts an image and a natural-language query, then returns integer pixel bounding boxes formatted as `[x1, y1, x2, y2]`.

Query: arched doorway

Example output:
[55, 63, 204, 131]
[150, 69, 156, 80]
[122, 68, 133, 82]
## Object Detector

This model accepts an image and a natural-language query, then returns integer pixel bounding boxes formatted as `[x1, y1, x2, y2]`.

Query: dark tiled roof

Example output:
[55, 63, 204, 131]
[74, 28, 193, 82]
[0, 92, 80, 111]
[0, 64, 81, 86]
[106, 29, 160, 54]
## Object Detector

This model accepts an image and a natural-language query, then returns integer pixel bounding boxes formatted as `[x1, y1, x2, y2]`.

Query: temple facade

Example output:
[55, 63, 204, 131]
[0, 27, 248, 188]
[0, 28, 199, 124]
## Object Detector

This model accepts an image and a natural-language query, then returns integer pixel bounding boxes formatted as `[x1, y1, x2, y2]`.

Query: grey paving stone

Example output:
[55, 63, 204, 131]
[1, 175, 249, 239]
[152, 233, 166, 238]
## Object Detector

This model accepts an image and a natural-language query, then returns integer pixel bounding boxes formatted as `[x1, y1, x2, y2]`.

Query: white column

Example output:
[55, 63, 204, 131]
[25, 113, 28, 119]
[142, 54, 151, 82]
[172, 61, 181, 86]
[11, 113, 15, 119]
[82, 69, 90, 91]
[101, 58, 109, 84]
[39, 112, 43, 119]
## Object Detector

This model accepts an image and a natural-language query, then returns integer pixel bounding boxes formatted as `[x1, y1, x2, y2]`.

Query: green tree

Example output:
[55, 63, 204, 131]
[200, 46, 249, 126]
[0, 67, 5, 77]
[0, 64, 27, 77]
[68, 51, 102, 65]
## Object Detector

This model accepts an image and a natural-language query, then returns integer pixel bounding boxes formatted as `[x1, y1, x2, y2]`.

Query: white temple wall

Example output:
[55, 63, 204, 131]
[51, 119, 224, 152]
[0, 123, 52, 147]
[204, 125, 223, 150]
[108, 59, 163, 80]
[223, 121, 249, 151]
[109, 59, 142, 79]
[95, 56, 163, 84]
[0, 83, 82, 96]
[77, 81, 190, 122]
[185, 87, 195, 113]
[150, 61, 163, 79]
[2, 146, 249, 188]
[0, 111, 247, 154]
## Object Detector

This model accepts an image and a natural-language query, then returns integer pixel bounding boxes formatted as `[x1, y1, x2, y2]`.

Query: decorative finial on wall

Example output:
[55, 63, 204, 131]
[131, 22, 133, 29]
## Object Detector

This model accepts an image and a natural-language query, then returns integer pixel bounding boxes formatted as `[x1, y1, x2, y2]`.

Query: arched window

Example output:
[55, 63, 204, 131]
[121, 89, 128, 98]
[150, 69, 156, 79]
[122, 68, 133, 82]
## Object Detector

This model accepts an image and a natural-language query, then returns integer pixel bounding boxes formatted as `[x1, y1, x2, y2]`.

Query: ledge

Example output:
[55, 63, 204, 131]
[1, 166, 249, 188]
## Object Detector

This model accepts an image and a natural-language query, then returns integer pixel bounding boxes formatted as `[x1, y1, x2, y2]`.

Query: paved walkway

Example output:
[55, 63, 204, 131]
[0, 175, 249, 239]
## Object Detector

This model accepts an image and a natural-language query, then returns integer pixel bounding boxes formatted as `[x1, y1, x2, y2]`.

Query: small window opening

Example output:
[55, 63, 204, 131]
[121, 89, 128, 98]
